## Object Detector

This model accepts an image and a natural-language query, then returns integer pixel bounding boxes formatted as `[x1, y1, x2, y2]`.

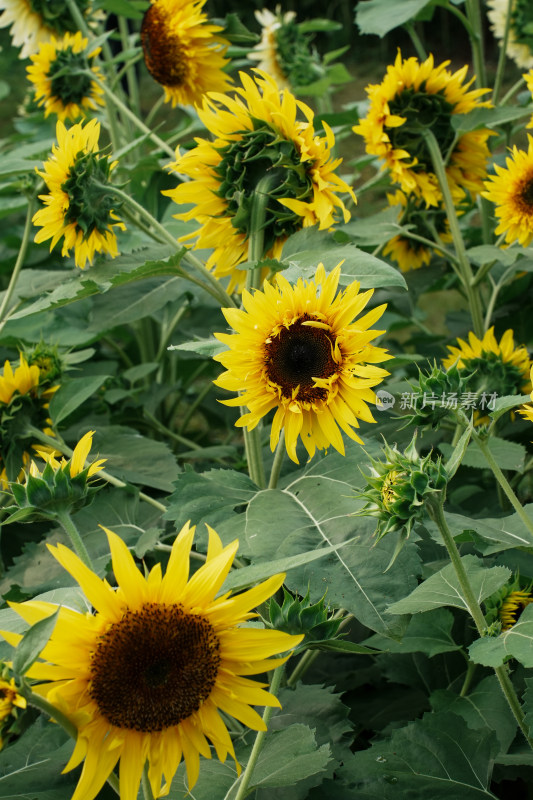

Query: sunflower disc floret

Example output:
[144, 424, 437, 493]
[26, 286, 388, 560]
[1, 523, 302, 799]
[165, 69, 356, 292]
[33, 119, 125, 268]
[353, 51, 492, 207]
[214, 263, 391, 464]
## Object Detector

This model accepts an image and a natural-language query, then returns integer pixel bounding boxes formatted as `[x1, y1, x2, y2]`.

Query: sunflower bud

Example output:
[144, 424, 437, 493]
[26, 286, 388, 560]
[358, 435, 448, 542]
[484, 577, 533, 632]
[402, 362, 468, 429]
[267, 588, 342, 652]
[4, 431, 106, 522]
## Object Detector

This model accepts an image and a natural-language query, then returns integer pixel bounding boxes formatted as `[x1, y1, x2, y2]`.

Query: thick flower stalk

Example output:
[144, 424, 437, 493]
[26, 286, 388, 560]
[140, 0, 232, 107]
[353, 51, 492, 207]
[26, 30, 104, 121]
[165, 69, 356, 292]
[33, 119, 126, 268]
[0, 0, 92, 59]
[214, 263, 391, 464]
[1, 523, 302, 800]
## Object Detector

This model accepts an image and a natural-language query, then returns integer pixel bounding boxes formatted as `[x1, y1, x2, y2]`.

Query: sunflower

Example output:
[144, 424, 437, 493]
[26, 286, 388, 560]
[31, 430, 106, 479]
[214, 263, 392, 464]
[443, 327, 532, 420]
[165, 70, 356, 293]
[2, 523, 302, 799]
[481, 134, 533, 247]
[382, 190, 452, 272]
[487, 0, 533, 69]
[0, 353, 58, 482]
[353, 51, 492, 208]
[140, 0, 232, 108]
[499, 588, 533, 630]
[0, 0, 91, 60]
[518, 366, 533, 423]
[33, 119, 125, 269]
[248, 7, 320, 91]
[26, 30, 104, 122]
[0, 676, 26, 749]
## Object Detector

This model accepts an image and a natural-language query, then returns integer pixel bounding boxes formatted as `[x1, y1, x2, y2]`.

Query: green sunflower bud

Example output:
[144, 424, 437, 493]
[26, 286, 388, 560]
[484, 576, 533, 632]
[267, 588, 342, 652]
[24, 343, 64, 387]
[358, 435, 448, 543]
[401, 362, 468, 429]
[3, 431, 105, 522]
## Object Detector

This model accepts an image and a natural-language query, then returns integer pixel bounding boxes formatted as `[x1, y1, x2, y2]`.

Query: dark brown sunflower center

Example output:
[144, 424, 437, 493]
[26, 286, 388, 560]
[517, 175, 533, 212]
[89, 603, 221, 732]
[141, 4, 189, 87]
[264, 315, 337, 401]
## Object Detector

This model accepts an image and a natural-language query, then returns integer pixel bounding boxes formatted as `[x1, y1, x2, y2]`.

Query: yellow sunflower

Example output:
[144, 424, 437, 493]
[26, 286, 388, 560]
[443, 328, 532, 419]
[26, 30, 104, 122]
[382, 190, 452, 272]
[33, 119, 125, 269]
[0, 676, 26, 749]
[214, 263, 392, 464]
[165, 69, 356, 293]
[31, 430, 106, 479]
[140, 0, 232, 108]
[353, 51, 492, 208]
[0, 0, 92, 60]
[2, 523, 302, 799]
[0, 353, 58, 483]
[519, 365, 533, 423]
[487, 0, 533, 69]
[481, 134, 533, 247]
[499, 589, 533, 630]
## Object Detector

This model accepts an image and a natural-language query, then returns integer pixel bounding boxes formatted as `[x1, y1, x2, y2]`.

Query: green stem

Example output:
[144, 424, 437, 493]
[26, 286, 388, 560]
[422, 129, 484, 337]
[182, 251, 237, 309]
[473, 433, 533, 537]
[23, 686, 120, 795]
[464, 0, 486, 89]
[459, 660, 476, 697]
[428, 497, 533, 749]
[492, 0, 513, 103]
[405, 23, 427, 61]
[0, 194, 35, 330]
[95, 77, 175, 158]
[443, 2, 476, 39]
[268, 434, 285, 490]
[141, 764, 155, 800]
[500, 76, 526, 106]
[56, 509, 94, 570]
[118, 14, 140, 115]
[231, 666, 284, 800]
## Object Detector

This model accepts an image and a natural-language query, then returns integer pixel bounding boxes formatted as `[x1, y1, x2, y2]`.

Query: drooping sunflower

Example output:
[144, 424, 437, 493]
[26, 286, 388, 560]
[33, 119, 125, 269]
[519, 366, 533, 423]
[2, 523, 302, 799]
[481, 134, 533, 247]
[0, 676, 26, 749]
[248, 7, 320, 91]
[214, 263, 392, 463]
[140, 0, 232, 108]
[0, 353, 58, 483]
[487, 0, 533, 69]
[499, 588, 533, 630]
[0, 0, 92, 60]
[165, 70, 356, 293]
[353, 51, 492, 208]
[443, 328, 532, 419]
[26, 30, 104, 122]
[382, 190, 452, 272]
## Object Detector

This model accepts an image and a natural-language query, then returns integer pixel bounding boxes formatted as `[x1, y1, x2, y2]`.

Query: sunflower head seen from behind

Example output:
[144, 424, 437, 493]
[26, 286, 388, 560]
[353, 51, 492, 207]
[383, 190, 452, 272]
[2, 523, 302, 799]
[27, 30, 104, 122]
[165, 69, 356, 293]
[140, 0, 232, 108]
[214, 263, 392, 463]
[33, 119, 125, 269]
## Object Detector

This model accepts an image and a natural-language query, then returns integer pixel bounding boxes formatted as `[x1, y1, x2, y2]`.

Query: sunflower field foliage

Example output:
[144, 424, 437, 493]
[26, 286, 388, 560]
[3, 0, 533, 798]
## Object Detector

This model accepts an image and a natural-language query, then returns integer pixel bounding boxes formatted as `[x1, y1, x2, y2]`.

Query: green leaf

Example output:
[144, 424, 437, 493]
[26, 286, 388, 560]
[387, 556, 510, 615]
[341, 206, 407, 246]
[466, 244, 527, 267]
[356, 0, 435, 36]
[92, 426, 180, 492]
[169, 338, 225, 357]
[469, 604, 533, 668]
[443, 422, 473, 478]
[330, 710, 499, 798]
[12, 607, 59, 678]
[93, 0, 148, 19]
[440, 436, 526, 472]
[308, 639, 383, 654]
[250, 724, 331, 789]
[452, 105, 533, 132]
[49, 375, 110, 425]
[88, 276, 185, 332]
[431, 675, 517, 752]
[364, 608, 461, 657]
[523, 677, 533, 740]
[433, 506, 533, 555]
[280, 228, 407, 289]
